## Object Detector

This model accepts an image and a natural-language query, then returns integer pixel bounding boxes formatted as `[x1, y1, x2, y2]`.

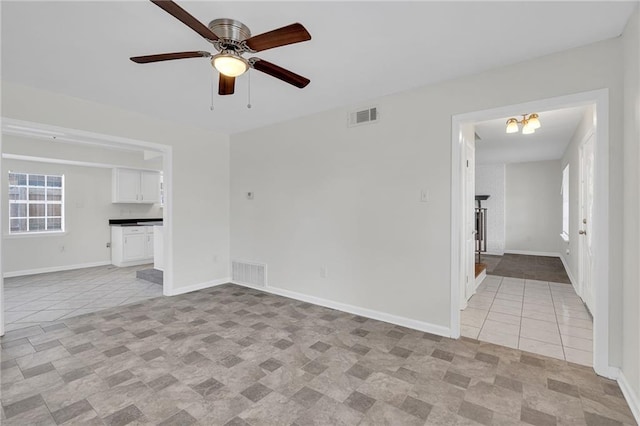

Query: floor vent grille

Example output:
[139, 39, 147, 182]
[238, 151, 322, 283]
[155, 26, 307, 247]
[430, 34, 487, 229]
[232, 260, 266, 287]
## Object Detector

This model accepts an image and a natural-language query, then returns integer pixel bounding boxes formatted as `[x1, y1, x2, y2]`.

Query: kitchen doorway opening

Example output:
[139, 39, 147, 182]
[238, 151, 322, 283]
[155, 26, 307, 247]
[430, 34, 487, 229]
[0, 119, 174, 336]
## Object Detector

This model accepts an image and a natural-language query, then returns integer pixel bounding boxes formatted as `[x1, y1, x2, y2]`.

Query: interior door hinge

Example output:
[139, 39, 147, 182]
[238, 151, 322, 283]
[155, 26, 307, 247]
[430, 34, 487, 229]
[466, 160, 469, 167]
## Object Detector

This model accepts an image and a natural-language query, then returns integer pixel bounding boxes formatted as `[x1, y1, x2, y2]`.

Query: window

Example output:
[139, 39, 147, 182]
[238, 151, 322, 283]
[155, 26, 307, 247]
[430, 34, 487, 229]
[9, 172, 64, 234]
[561, 164, 569, 241]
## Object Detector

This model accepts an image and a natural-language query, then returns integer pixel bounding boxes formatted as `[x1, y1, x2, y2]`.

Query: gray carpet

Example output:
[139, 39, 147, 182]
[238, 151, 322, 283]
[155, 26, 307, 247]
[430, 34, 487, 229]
[484, 254, 571, 284]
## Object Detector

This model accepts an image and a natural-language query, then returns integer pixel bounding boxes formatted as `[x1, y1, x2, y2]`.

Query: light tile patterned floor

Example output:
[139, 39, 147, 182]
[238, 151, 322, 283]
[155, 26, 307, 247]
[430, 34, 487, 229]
[461, 275, 594, 366]
[3, 265, 163, 332]
[1, 283, 634, 425]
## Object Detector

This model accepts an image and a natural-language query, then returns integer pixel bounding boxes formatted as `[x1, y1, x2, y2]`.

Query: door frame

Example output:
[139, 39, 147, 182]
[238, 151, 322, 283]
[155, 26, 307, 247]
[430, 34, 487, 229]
[0, 118, 175, 336]
[450, 89, 614, 378]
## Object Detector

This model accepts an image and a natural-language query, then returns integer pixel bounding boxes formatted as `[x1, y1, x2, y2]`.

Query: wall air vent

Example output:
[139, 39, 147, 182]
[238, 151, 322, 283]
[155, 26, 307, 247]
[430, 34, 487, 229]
[348, 107, 379, 127]
[232, 260, 267, 287]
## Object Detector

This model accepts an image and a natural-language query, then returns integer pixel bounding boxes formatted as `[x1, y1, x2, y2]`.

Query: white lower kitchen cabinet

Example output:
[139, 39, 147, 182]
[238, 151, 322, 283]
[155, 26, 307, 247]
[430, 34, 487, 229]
[153, 225, 164, 271]
[111, 226, 154, 267]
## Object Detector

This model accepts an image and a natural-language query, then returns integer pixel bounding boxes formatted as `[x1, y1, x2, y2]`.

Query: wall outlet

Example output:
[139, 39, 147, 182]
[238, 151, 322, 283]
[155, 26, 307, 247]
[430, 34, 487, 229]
[320, 266, 328, 278]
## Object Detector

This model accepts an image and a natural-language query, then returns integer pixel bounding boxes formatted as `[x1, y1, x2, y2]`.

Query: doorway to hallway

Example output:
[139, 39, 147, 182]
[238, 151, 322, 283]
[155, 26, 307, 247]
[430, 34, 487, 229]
[450, 89, 612, 377]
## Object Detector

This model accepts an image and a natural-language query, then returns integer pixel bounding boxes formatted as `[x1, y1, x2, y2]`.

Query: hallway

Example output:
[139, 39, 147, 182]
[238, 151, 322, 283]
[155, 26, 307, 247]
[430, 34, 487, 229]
[461, 276, 593, 366]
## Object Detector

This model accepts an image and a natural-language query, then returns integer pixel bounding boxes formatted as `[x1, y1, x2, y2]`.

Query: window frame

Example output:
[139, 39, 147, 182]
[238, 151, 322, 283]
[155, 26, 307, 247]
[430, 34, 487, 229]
[561, 164, 570, 242]
[8, 171, 65, 235]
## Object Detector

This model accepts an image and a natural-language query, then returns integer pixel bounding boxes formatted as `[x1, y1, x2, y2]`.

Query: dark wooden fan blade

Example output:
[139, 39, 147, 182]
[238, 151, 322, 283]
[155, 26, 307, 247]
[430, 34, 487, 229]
[130, 51, 210, 63]
[251, 59, 310, 88]
[151, 0, 219, 42]
[244, 23, 311, 52]
[218, 74, 236, 95]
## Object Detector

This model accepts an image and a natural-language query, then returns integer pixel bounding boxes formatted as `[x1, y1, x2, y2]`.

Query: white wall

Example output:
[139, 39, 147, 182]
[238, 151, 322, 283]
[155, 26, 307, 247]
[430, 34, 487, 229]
[2, 158, 162, 275]
[475, 164, 505, 255]
[231, 35, 625, 361]
[1, 81, 231, 293]
[621, 4, 640, 414]
[504, 160, 561, 255]
[559, 106, 595, 286]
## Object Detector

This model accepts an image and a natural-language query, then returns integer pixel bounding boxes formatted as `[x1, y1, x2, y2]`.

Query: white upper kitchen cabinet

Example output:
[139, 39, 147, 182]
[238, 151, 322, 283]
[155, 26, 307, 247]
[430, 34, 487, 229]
[112, 168, 160, 203]
[140, 171, 161, 203]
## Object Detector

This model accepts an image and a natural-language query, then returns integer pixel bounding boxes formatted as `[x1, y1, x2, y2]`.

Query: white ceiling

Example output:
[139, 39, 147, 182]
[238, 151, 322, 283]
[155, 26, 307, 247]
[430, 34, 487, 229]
[1, 1, 636, 134]
[474, 105, 588, 165]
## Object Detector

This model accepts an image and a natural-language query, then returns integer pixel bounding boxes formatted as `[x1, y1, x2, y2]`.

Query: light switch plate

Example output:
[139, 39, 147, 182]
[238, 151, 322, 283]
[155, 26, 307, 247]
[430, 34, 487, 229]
[420, 189, 429, 202]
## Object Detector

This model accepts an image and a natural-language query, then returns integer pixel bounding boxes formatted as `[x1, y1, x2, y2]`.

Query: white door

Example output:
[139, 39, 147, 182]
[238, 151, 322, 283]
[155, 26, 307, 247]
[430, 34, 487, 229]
[123, 233, 147, 261]
[579, 132, 595, 313]
[465, 139, 476, 300]
[460, 123, 476, 304]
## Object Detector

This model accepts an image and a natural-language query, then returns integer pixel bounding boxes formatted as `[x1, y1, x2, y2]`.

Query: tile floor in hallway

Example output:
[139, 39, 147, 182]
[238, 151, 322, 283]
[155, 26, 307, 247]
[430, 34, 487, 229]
[461, 275, 593, 366]
[3, 265, 163, 332]
[1, 283, 635, 425]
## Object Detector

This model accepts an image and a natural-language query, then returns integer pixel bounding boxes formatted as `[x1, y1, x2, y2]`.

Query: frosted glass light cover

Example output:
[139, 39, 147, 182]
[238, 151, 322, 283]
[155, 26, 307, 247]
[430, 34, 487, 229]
[522, 121, 535, 134]
[528, 114, 541, 129]
[213, 55, 248, 77]
[506, 119, 519, 133]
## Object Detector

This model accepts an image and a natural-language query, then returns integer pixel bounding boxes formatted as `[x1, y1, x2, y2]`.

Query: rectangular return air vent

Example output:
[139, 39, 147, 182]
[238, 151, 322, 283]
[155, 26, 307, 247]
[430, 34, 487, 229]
[348, 107, 379, 127]
[232, 260, 267, 287]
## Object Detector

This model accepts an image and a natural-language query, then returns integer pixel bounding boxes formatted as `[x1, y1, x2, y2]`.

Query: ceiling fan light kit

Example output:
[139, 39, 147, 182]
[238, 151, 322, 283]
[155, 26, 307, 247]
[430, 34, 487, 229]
[505, 113, 541, 134]
[212, 51, 249, 77]
[130, 1, 311, 96]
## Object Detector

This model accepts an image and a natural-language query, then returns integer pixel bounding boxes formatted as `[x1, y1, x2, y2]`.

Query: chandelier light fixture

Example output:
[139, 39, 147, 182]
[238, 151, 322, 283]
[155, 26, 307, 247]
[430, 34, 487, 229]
[505, 113, 541, 135]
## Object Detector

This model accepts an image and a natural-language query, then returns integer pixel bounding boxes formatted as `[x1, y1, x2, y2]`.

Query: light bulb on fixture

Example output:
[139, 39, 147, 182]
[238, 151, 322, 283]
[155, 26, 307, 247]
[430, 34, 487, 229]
[505, 118, 519, 134]
[211, 51, 249, 77]
[522, 120, 535, 135]
[528, 113, 541, 130]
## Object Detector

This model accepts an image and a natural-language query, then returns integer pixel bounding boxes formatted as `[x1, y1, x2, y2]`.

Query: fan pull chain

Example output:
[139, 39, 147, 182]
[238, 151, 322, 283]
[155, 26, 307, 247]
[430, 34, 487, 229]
[247, 70, 252, 109]
[210, 72, 215, 111]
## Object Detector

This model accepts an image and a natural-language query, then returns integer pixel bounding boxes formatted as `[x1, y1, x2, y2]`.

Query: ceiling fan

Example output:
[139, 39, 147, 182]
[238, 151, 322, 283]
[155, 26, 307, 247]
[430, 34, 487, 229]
[130, 0, 312, 95]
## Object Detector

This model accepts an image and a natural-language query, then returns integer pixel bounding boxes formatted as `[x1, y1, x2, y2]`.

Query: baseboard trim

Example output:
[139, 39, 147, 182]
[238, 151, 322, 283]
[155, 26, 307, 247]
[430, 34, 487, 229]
[3, 261, 112, 278]
[475, 269, 487, 288]
[165, 277, 230, 296]
[618, 369, 640, 425]
[231, 281, 452, 338]
[559, 254, 577, 287]
[111, 258, 154, 268]
[504, 250, 561, 258]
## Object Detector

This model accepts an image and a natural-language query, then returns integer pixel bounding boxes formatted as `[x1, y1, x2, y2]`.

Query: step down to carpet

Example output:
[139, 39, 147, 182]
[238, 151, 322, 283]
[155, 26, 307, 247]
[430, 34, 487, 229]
[136, 268, 163, 285]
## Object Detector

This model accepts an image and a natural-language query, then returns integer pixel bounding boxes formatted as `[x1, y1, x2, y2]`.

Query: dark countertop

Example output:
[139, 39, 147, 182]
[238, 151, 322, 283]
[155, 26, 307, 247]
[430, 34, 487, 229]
[109, 218, 163, 227]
